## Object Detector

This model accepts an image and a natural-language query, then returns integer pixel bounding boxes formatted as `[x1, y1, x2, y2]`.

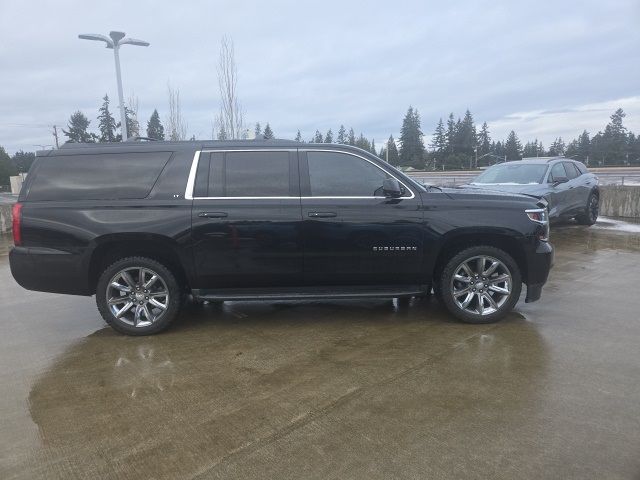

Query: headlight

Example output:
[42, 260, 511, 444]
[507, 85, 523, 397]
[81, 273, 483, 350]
[525, 208, 549, 241]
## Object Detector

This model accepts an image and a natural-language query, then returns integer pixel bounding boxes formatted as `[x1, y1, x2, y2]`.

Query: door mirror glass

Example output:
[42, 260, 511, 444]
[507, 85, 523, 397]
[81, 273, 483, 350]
[383, 177, 402, 197]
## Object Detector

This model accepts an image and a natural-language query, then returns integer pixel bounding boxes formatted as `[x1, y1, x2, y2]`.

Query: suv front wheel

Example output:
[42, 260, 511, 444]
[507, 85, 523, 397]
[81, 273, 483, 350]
[438, 246, 522, 324]
[96, 256, 182, 335]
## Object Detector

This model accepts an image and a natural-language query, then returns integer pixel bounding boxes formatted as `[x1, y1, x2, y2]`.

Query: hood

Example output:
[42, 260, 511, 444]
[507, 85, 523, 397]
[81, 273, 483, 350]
[457, 183, 547, 198]
[438, 185, 547, 209]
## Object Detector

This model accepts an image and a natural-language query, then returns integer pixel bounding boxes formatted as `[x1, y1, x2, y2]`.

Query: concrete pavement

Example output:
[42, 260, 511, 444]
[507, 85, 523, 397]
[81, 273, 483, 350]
[1, 220, 639, 479]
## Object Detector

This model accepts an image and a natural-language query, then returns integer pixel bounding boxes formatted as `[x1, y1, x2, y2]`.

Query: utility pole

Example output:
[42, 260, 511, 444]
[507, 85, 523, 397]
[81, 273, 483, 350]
[78, 31, 149, 141]
[52, 125, 60, 148]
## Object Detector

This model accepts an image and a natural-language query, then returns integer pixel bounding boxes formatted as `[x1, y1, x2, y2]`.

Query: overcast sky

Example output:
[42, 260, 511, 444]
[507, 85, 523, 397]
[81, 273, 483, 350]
[1, 0, 639, 154]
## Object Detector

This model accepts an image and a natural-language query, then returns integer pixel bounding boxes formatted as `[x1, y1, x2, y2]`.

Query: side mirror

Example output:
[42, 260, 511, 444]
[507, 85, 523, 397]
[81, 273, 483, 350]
[383, 177, 402, 197]
[552, 176, 568, 186]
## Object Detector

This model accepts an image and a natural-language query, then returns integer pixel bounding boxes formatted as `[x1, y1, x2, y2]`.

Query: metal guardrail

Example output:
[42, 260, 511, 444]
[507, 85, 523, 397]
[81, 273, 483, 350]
[409, 174, 640, 187]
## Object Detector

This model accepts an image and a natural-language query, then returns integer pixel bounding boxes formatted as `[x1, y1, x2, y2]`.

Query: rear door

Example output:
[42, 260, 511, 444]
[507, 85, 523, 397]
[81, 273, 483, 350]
[299, 149, 424, 286]
[190, 149, 303, 289]
[563, 161, 586, 211]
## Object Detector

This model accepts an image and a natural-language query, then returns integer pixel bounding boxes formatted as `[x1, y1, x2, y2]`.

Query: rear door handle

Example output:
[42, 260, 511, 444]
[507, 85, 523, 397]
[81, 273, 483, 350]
[308, 211, 337, 218]
[199, 212, 228, 218]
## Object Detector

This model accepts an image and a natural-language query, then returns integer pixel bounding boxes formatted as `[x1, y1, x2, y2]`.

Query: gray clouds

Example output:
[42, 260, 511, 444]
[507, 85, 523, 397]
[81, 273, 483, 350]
[0, 0, 639, 153]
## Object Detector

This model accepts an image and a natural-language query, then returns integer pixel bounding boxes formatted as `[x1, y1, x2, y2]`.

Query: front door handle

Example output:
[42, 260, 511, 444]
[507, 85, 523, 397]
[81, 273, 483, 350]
[308, 211, 337, 218]
[199, 212, 228, 218]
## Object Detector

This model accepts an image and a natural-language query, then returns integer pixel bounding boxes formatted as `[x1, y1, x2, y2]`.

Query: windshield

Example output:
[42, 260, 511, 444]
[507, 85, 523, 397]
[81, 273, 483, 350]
[472, 163, 548, 185]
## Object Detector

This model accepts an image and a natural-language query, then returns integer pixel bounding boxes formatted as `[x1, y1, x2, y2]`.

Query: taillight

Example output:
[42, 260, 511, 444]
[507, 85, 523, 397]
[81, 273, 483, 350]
[12, 203, 22, 246]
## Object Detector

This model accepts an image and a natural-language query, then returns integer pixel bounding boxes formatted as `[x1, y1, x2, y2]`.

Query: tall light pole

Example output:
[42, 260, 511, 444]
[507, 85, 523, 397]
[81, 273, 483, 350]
[78, 31, 149, 141]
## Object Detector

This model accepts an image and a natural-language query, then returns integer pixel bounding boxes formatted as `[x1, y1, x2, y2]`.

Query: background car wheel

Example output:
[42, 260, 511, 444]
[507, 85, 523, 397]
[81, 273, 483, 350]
[438, 246, 522, 324]
[576, 192, 599, 225]
[96, 257, 182, 335]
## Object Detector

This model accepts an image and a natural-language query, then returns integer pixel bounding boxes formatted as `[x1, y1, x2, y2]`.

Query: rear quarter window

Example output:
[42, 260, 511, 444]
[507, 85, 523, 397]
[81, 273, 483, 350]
[26, 152, 172, 201]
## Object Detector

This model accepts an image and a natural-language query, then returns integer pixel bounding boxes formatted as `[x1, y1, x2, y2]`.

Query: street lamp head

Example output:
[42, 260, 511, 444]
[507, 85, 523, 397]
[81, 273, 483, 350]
[120, 38, 150, 47]
[78, 33, 114, 48]
[109, 31, 126, 43]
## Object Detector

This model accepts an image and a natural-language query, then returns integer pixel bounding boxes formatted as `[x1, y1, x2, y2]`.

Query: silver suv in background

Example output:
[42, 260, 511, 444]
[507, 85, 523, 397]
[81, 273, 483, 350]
[463, 157, 600, 225]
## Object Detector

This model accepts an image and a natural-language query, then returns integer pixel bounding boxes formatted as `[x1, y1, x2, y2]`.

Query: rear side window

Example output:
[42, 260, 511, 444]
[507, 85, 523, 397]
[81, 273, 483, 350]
[575, 162, 588, 174]
[27, 152, 171, 201]
[563, 162, 580, 179]
[195, 151, 291, 197]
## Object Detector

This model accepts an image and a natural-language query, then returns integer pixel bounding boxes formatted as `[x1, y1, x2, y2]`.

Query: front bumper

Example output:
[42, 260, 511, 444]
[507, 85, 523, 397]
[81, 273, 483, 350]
[524, 241, 554, 303]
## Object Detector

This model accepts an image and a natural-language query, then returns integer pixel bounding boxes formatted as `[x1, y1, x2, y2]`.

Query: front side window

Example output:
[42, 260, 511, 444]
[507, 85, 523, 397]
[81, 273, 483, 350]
[307, 151, 402, 197]
[548, 163, 566, 183]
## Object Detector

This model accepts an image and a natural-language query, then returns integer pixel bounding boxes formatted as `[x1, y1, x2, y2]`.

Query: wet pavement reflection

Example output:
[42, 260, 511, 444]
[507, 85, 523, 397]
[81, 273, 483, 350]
[1, 219, 639, 479]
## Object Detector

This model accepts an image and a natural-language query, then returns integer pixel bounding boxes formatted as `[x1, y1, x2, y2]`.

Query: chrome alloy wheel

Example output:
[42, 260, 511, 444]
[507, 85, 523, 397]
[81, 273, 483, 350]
[106, 267, 170, 327]
[450, 255, 512, 316]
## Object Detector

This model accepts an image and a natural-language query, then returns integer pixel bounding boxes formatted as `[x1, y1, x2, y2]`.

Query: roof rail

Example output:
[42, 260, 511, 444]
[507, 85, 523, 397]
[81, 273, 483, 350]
[126, 136, 158, 142]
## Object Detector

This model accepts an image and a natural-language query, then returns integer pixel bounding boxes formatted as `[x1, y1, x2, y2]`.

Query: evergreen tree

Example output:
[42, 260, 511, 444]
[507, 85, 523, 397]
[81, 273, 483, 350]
[312, 130, 323, 143]
[386, 135, 400, 166]
[63, 111, 94, 143]
[263, 123, 274, 139]
[548, 137, 566, 156]
[255, 122, 262, 137]
[504, 131, 522, 160]
[347, 128, 356, 145]
[0, 146, 18, 187]
[577, 130, 590, 162]
[11, 150, 35, 173]
[370, 138, 376, 154]
[378, 146, 387, 161]
[458, 110, 477, 156]
[337, 125, 347, 144]
[355, 133, 371, 151]
[294, 130, 302, 142]
[477, 122, 491, 156]
[445, 113, 456, 154]
[523, 141, 539, 158]
[97, 95, 118, 142]
[431, 118, 447, 154]
[324, 129, 333, 143]
[146, 109, 165, 140]
[398, 106, 425, 168]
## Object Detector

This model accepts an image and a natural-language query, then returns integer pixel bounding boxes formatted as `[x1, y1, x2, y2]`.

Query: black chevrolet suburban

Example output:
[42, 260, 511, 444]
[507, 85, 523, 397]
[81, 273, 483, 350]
[10, 140, 553, 335]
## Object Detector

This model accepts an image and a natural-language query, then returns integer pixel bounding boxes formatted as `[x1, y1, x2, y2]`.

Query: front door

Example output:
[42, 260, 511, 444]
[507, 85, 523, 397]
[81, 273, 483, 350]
[299, 149, 424, 286]
[190, 149, 303, 289]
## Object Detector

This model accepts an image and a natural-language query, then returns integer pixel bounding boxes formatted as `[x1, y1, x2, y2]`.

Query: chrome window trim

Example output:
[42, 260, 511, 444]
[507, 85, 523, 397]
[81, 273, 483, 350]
[185, 148, 416, 200]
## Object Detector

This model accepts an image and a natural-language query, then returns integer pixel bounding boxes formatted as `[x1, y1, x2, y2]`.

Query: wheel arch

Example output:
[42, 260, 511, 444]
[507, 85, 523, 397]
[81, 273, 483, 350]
[87, 233, 191, 295]
[432, 230, 528, 284]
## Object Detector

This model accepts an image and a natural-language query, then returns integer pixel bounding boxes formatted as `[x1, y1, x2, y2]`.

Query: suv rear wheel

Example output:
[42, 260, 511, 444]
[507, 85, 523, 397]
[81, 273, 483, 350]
[438, 246, 522, 324]
[96, 256, 182, 335]
[576, 191, 599, 225]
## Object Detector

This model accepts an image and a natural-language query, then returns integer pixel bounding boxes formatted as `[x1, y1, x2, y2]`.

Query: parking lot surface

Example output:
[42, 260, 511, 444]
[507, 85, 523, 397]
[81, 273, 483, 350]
[1, 219, 639, 479]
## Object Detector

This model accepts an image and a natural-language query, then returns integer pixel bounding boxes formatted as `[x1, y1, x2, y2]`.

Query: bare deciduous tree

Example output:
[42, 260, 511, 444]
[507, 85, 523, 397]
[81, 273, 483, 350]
[215, 36, 245, 139]
[127, 93, 140, 138]
[167, 83, 187, 141]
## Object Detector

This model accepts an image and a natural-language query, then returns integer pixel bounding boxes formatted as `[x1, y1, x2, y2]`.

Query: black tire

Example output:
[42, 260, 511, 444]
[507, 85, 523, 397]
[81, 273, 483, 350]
[96, 256, 182, 335]
[438, 246, 522, 324]
[576, 192, 599, 225]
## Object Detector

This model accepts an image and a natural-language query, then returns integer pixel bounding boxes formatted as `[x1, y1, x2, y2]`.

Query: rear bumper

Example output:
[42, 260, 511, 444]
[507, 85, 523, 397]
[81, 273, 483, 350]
[9, 246, 90, 295]
[524, 240, 554, 303]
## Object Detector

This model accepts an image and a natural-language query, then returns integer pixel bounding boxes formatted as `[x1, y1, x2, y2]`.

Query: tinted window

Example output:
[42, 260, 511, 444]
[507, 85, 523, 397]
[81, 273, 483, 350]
[223, 151, 290, 197]
[563, 162, 580, 179]
[307, 151, 397, 196]
[548, 163, 566, 182]
[27, 152, 171, 201]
